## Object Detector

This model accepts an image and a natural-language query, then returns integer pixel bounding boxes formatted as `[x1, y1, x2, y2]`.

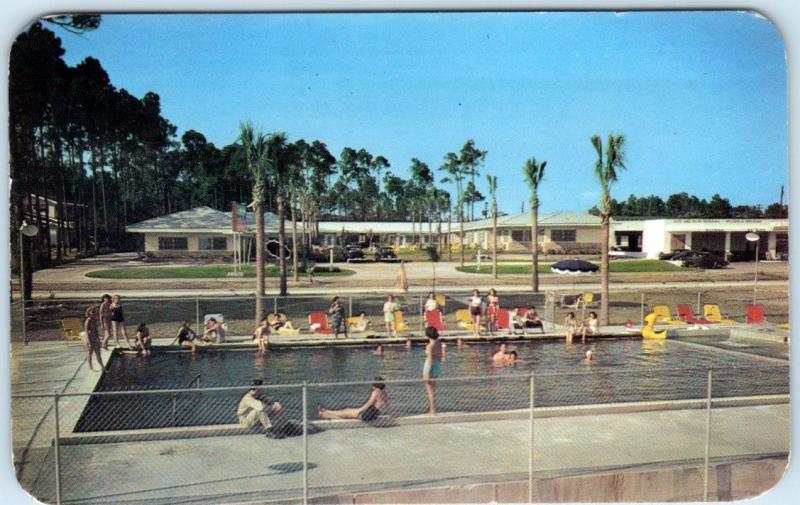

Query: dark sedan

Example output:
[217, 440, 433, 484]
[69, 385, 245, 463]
[672, 250, 728, 269]
[343, 244, 365, 262]
[374, 246, 398, 262]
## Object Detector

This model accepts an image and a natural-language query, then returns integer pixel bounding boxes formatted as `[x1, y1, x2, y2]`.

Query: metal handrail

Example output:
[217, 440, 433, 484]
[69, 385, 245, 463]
[172, 375, 201, 425]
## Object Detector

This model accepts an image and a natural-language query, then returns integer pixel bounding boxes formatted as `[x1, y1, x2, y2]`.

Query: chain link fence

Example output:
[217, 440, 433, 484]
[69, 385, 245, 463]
[12, 286, 788, 344]
[11, 364, 788, 504]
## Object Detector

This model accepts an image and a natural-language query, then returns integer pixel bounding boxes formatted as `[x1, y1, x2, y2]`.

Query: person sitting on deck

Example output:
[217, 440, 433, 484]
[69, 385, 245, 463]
[317, 377, 390, 422]
[203, 317, 226, 343]
[580, 311, 599, 343]
[238, 380, 305, 438]
[253, 317, 270, 354]
[134, 323, 152, 357]
[517, 305, 544, 333]
[170, 321, 202, 352]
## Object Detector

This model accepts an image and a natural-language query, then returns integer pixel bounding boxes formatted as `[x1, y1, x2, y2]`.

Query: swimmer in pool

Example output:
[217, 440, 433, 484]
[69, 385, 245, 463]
[423, 326, 443, 415]
[584, 350, 594, 363]
[492, 343, 510, 362]
[374, 344, 384, 355]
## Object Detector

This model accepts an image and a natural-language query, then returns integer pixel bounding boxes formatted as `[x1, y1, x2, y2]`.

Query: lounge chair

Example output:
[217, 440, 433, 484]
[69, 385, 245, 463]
[203, 314, 227, 343]
[702, 305, 738, 324]
[435, 295, 447, 312]
[745, 304, 766, 325]
[424, 309, 448, 332]
[394, 311, 410, 332]
[676, 304, 713, 325]
[308, 312, 334, 335]
[455, 308, 473, 330]
[61, 318, 82, 340]
[494, 308, 512, 333]
[642, 312, 668, 339]
[347, 314, 371, 333]
[512, 307, 544, 334]
[651, 305, 686, 325]
[267, 313, 300, 336]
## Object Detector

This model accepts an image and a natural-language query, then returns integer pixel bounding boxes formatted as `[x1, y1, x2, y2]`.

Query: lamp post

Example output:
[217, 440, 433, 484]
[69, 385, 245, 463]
[19, 221, 39, 345]
[745, 232, 760, 305]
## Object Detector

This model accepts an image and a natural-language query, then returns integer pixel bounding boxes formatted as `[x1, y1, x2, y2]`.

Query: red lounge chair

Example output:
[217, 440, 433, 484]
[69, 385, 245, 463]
[676, 304, 713, 325]
[425, 309, 448, 332]
[495, 308, 512, 332]
[515, 307, 526, 318]
[745, 304, 766, 324]
[308, 312, 334, 334]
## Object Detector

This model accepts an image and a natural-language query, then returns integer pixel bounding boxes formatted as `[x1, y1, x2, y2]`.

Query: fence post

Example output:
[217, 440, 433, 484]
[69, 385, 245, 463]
[302, 382, 309, 505]
[195, 298, 200, 333]
[640, 292, 645, 326]
[528, 373, 535, 503]
[53, 391, 62, 505]
[696, 292, 702, 315]
[348, 296, 353, 320]
[419, 295, 424, 332]
[19, 300, 28, 345]
[703, 368, 712, 502]
[273, 297, 278, 316]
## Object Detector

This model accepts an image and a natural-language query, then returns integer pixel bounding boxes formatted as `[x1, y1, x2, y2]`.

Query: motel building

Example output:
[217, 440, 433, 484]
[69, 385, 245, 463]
[126, 206, 788, 262]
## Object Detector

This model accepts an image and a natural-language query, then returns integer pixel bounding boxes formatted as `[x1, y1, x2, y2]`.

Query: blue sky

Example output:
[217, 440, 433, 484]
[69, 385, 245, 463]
[55, 11, 787, 214]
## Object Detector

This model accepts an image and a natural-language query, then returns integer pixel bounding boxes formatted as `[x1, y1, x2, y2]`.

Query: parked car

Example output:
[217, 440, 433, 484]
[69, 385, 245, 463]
[658, 249, 688, 260]
[672, 250, 728, 269]
[343, 244, 365, 262]
[374, 246, 398, 262]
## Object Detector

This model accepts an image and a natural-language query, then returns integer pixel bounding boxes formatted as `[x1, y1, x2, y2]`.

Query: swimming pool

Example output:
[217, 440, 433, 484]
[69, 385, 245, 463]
[74, 338, 788, 432]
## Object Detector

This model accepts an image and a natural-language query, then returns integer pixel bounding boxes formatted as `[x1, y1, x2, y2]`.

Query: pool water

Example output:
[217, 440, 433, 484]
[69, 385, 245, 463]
[75, 338, 788, 432]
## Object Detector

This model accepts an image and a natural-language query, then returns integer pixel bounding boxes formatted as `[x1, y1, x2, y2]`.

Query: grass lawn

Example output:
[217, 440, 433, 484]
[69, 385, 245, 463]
[455, 260, 683, 274]
[86, 264, 355, 279]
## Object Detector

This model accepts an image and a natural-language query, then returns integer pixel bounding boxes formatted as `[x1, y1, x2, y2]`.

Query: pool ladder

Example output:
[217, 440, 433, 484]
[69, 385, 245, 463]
[171, 375, 201, 426]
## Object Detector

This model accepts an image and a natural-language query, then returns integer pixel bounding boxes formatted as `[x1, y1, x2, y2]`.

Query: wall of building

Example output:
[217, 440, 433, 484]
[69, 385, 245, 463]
[143, 233, 233, 257]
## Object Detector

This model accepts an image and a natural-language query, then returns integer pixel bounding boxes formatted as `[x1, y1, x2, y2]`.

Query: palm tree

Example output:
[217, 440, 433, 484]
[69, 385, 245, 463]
[239, 122, 269, 324]
[266, 132, 293, 296]
[486, 175, 498, 279]
[523, 158, 547, 292]
[439, 152, 465, 266]
[590, 134, 627, 325]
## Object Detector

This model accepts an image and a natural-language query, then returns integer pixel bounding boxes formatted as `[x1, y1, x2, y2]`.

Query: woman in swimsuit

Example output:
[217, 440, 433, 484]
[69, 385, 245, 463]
[317, 378, 390, 422]
[486, 288, 499, 335]
[423, 326, 443, 415]
[253, 317, 270, 354]
[110, 295, 132, 348]
[581, 311, 599, 343]
[329, 296, 347, 339]
[564, 312, 578, 343]
[99, 294, 113, 349]
[83, 306, 104, 371]
[171, 321, 200, 352]
[468, 289, 483, 337]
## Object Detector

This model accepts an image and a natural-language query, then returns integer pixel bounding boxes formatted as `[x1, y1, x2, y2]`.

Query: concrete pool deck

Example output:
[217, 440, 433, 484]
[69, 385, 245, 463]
[9, 333, 790, 504]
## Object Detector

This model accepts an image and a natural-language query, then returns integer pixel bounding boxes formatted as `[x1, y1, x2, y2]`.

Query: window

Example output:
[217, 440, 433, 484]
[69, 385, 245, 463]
[158, 236, 188, 250]
[198, 236, 227, 250]
[551, 229, 577, 242]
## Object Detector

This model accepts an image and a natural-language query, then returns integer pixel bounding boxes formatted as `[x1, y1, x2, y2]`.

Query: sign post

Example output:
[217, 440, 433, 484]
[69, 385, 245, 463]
[229, 203, 247, 277]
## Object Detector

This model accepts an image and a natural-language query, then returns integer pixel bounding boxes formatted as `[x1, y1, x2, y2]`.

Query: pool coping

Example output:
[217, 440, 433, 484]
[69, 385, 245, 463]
[59, 393, 788, 445]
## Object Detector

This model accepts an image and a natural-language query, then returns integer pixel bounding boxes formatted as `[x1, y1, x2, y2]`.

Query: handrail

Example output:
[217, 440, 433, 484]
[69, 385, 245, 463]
[185, 375, 201, 389]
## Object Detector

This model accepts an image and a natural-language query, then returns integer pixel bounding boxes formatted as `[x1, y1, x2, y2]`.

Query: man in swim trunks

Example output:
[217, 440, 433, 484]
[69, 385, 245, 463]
[423, 326, 443, 415]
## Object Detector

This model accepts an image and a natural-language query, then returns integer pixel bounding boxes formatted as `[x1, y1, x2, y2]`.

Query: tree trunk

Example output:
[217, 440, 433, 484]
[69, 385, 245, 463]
[255, 202, 265, 325]
[278, 195, 288, 296]
[99, 146, 109, 247]
[90, 148, 98, 254]
[448, 208, 452, 261]
[459, 207, 465, 267]
[492, 202, 498, 279]
[291, 198, 299, 282]
[532, 198, 540, 293]
[600, 213, 610, 325]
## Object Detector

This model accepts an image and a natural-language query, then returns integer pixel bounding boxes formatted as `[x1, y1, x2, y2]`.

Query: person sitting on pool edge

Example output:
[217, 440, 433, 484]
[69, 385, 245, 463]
[170, 321, 203, 352]
[134, 322, 152, 357]
[237, 380, 307, 438]
[317, 377, 390, 422]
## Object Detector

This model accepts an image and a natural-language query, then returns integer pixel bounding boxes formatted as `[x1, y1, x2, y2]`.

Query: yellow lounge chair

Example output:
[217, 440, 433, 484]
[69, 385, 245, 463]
[435, 295, 446, 312]
[455, 308, 473, 330]
[652, 305, 686, 325]
[642, 312, 667, 339]
[703, 304, 738, 324]
[777, 323, 790, 330]
[62, 318, 83, 340]
[394, 311, 410, 332]
[347, 315, 371, 333]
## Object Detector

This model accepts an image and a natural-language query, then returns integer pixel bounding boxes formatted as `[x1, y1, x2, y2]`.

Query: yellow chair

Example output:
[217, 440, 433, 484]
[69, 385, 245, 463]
[642, 312, 667, 339]
[652, 305, 686, 325]
[394, 311, 410, 332]
[455, 308, 473, 330]
[435, 295, 446, 311]
[62, 318, 83, 340]
[777, 323, 790, 330]
[703, 304, 738, 324]
[347, 315, 371, 333]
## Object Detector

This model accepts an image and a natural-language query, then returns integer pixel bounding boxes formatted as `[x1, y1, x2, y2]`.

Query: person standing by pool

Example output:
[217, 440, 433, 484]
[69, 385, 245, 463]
[253, 317, 270, 354]
[134, 323, 152, 357]
[317, 377, 390, 422]
[110, 295, 132, 348]
[329, 296, 347, 339]
[82, 306, 105, 372]
[469, 289, 483, 337]
[99, 294, 113, 349]
[423, 326, 443, 416]
[383, 294, 400, 338]
[486, 288, 500, 335]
